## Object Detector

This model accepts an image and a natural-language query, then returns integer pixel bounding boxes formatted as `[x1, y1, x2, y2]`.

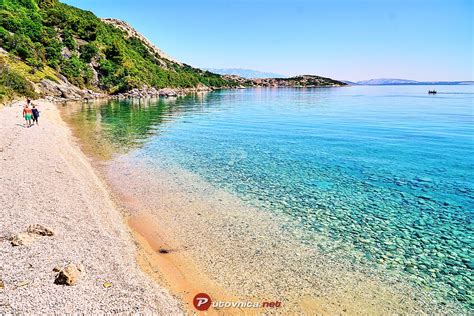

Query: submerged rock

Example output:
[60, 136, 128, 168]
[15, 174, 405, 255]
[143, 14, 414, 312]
[416, 177, 433, 183]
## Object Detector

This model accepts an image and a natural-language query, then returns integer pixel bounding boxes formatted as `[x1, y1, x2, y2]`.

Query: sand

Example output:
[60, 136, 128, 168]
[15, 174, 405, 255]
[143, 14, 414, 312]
[0, 100, 182, 314]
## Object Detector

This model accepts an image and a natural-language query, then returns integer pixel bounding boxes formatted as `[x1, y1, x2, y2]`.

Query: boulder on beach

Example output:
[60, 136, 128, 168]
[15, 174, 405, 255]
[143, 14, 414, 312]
[54, 263, 84, 286]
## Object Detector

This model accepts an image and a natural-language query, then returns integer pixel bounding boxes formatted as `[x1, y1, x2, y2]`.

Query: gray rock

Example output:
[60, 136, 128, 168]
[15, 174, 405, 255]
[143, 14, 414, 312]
[61, 47, 72, 59]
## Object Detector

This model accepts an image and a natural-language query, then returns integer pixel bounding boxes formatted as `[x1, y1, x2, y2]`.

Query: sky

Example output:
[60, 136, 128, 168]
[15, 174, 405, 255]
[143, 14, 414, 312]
[62, 0, 473, 81]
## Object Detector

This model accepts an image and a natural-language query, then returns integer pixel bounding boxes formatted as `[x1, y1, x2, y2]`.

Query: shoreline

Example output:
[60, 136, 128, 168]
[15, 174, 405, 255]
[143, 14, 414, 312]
[1, 85, 346, 107]
[1, 98, 466, 314]
[60, 97, 466, 315]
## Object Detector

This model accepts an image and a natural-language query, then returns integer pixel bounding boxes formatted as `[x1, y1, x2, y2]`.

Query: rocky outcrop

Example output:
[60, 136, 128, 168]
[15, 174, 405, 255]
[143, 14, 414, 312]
[102, 18, 180, 68]
[39, 79, 105, 101]
[113, 85, 212, 99]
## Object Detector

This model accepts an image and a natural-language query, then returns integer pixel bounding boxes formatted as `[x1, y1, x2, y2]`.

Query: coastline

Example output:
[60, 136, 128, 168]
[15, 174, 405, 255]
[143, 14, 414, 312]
[1, 98, 466, 314]
[0, 100, 182, 314]
[60, 97, 466, 315]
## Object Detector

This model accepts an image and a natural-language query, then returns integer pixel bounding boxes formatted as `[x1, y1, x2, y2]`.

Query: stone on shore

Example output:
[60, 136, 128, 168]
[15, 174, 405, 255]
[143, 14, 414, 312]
[10, 232, 37, 246]
[27, 224, 55, 237]
[54, 263, 83, 286]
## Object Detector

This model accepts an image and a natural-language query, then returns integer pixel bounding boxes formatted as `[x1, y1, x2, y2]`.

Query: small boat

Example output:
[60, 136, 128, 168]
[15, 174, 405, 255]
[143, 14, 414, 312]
[428, 90, 437, 94]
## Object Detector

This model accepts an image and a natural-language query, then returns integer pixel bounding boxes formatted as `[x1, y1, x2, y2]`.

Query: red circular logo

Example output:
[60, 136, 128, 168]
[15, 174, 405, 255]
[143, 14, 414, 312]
[193, 293, 212, 311]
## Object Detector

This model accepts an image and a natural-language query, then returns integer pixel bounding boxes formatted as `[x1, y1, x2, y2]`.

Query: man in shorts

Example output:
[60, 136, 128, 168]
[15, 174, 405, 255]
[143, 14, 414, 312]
[23, 102, 33, 127]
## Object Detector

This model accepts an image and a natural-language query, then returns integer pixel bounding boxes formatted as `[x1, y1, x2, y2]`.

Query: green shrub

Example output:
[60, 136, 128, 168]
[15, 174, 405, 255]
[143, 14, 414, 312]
[60, 56, 92, 88]
[36, 0, 58, 9]
[62, 28, 76, 50]
[0, 64, 37, 101]
[79, 42, 98, 63]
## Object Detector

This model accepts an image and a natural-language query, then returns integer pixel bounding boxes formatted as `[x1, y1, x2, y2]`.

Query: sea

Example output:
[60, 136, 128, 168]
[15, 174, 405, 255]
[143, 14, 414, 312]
[61, 85, 473, 308]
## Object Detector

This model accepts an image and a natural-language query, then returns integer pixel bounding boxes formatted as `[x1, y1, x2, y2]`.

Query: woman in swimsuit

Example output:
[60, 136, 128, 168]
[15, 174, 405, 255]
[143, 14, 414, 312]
[23, 104, 33, 127]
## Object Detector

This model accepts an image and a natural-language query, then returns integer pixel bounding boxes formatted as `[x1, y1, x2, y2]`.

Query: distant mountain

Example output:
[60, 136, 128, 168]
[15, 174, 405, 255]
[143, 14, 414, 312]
[357, 78, 419, 85]
[204, 68, 286, 79]
[346, 78, 474, 86]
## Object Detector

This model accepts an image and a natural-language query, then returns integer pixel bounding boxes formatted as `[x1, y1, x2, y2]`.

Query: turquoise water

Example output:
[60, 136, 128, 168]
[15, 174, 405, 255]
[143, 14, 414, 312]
[64, 85, 473, 307]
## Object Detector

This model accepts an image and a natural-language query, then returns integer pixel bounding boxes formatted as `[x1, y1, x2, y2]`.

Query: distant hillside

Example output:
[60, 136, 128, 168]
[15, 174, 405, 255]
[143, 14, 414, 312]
[203, 68, 286, 79]
[226, 75, 346, 88]
[348, 78, 474, 85]
[0, 0, 345, 103]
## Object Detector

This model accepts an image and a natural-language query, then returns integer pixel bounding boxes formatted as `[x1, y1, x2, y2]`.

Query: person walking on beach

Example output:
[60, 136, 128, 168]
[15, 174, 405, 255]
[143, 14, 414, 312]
[23, 102, 33, 127]
[31, 104, 40, 125]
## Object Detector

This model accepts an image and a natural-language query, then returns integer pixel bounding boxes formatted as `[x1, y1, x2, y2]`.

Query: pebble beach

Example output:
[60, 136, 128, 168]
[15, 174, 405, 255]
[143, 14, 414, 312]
[0, 100, 182, 314]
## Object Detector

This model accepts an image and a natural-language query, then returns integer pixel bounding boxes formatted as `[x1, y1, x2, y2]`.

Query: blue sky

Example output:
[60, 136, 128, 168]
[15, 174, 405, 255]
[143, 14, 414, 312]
[63, 0, 473, 81]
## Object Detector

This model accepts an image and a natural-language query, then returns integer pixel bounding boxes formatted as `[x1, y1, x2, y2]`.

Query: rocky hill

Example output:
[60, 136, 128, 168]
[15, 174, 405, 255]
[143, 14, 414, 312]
[101, 18, 181, 67]
[0, 0, 345, 103]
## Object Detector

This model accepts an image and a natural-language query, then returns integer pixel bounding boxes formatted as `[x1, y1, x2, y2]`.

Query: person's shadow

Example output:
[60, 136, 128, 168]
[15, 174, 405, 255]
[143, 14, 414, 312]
[16, 124, 29, 128]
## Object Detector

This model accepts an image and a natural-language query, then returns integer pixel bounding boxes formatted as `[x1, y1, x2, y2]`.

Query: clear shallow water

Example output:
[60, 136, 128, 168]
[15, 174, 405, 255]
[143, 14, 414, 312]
[63, 86, 474, 307]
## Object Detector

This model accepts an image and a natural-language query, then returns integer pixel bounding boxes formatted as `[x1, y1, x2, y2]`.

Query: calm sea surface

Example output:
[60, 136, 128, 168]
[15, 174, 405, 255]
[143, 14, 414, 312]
[63, 85, 473, 307]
